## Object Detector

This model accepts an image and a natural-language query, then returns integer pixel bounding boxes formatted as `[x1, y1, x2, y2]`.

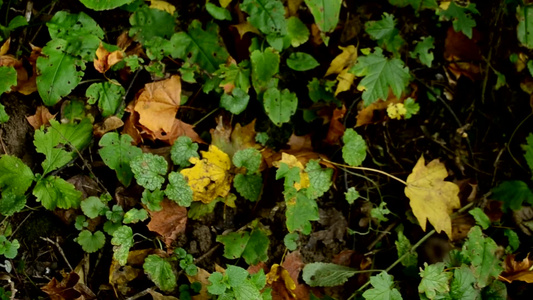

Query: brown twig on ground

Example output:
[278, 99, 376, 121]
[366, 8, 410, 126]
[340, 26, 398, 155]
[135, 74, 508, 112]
[40, 237, 73, 271]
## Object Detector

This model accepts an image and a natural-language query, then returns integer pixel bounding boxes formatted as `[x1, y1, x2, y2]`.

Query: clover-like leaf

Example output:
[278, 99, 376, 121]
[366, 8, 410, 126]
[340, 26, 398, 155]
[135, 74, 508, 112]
[99, 133, 142, 187]
[76, 230, 105, 253]
[165, 172, 193, 207]
[130, 153, 168, 190]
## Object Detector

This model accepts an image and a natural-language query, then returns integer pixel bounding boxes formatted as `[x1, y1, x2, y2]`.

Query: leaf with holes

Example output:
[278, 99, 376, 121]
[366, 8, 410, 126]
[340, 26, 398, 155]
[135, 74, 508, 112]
[86, 82, 125, 117]
[263, 87, 298, 126]
[240, 0, 287, 36]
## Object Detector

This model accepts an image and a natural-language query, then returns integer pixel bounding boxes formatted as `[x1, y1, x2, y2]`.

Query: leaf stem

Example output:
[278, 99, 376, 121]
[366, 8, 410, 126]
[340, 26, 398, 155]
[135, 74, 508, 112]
[322, 158, 407, 185]
[193, 107, 219, 127]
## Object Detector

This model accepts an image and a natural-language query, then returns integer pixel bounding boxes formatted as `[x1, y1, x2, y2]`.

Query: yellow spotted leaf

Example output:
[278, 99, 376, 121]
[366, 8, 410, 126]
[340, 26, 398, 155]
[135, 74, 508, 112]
[325, 45, 357, 77]
[405, 156, 460, 239]
[180, 145, 232, 204]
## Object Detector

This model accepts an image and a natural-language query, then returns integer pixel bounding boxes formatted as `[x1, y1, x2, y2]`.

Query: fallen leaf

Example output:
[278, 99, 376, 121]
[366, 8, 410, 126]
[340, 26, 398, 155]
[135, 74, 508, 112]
[282, 251, 310, 299]
[42, 271, 96, 300]
[94, 42, 124, 74]
[0, 45, 38, 95]
[273, 152, 310, 190]
[133, 75, 182, 136]
[335, 69, 355, 95]
[93, 116, 124, 137]
[109, 249, 159, 295]
[181, 145, 232, 204]
[231, 22, 261, 39]
[405, 156, 461, 239]
[287, 134, 313, 152]
[444, 26, 482, 80]
[142, 118, 203, 144]
[188, 267, 211, 300]
[356, 86, 417, 127]
[122, 109, 143, 145]
[211, 116, 259, 156]
[288, 0, 304, 16]
[325, 45, 357, 77]
[0, 38, 9, 56]
[324, 105, 345, 145]
[147, 199, 188, 247]
[26, 106, 56, 129]
[500, 254, 533, 283]
[267, 264, 297, 299]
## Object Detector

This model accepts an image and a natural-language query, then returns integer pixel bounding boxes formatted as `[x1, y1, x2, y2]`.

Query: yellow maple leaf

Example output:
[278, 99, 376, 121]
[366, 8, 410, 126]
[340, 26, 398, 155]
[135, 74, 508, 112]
[181, 145, 232, 204]
[325, 45, 358, 77]
[273, 153, 310, 190]
[404, 156, 460, 239]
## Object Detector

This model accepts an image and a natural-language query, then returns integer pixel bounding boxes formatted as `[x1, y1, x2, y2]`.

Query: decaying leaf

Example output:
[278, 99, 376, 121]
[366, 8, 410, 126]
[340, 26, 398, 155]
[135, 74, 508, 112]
[211, 116, 259, 157]
[181, 145, 232, 204]
[147, 199, 188, 247]
[324, 105, 346, 144]
[94, 42, 124, 73]
[26, 106, 56, 129]
[404, 156, 460, 239]
[0, 40, 39, 95]
[93, 116, 124, 137]
[444, 26, 482, 80]
[187, 267, 211, 300]
[42, 271, 96, 300]
[273, 153, 310, 191]
[500, 254, 533, 283]
[231, 22, 261, 38]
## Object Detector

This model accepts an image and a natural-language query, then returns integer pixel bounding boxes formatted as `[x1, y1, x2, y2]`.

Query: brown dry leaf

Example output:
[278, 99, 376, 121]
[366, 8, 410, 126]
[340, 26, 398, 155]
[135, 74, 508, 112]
[231, 22, 261, 38]
[94, 42, 124, 74]
[109, 249, 156, 296]
[404, 156, 461, 239]
[0, 47, 38, 94]
[287, 134, 313, 152]
[187, 267, 211, 300]
[42, 271, 96, 300]
[133, 75, 182, 136]
[325, 45, 357, 77]
[117, 31, 133, 50]
[310, 24, 323, 45]
[26, 106, 56, 129]
[147, 199, 188, 247]
[143, 118, 203, 144]
[147, 290, 179, 300]
[93, 116, 124, 137]
[500, 254, 533, 283]
[267, 264, 297, 299]
[282, 251, 310, 299]
[324, 105, 346, 145]
[335, 69, 355, 95]
[444, 26, 482, 80]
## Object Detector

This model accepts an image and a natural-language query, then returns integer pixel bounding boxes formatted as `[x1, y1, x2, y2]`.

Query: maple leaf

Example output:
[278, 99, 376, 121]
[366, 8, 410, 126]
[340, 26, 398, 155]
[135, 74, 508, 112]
[133, 75, 182, 136]
[180, 145, 232, 204]
[404, 156, 460, 238]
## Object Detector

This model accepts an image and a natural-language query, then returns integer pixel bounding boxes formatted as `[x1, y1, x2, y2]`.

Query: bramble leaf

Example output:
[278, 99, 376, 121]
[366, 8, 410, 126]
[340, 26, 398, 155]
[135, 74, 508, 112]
[436, 1, 479, 39]
[362, 271, 403, 300]
[99, 133, 142, 187]
[143, 254, 177, 292]
[240, 0, 287, 35]
[111, 225, 133, 266]
[130, 153, 168, 190]
[263, 87, 298, 126]
[302, 262, 358, 287]
[170, 136, 199, 168]
[350, 47, 411, 106]
[418, 262, 451, 299]
[33, 175, 82, 210]
[0, 155, 34, 196]
[342, 128, 367, 166]
[286, 52, 320, 71]
[80, 0, 134, 11]
[86, 82, 125, 117]
[76, 230, 105, 253]
[165, 172, 193, 207]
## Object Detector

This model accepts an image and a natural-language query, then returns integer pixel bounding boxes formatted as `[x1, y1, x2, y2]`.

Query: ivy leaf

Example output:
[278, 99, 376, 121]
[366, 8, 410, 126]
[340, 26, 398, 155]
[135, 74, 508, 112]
[302, 262, 358, 287]
[143, 254, 177, 292]
[410, 36, 435, 67]
[286, 190, 318, 234]
[123, 208, 148, 224]
[0, 155, 34, 196]
[206, 3, 232, 21]
[234, 174, 263, 202]
[170, 136, 199, 168]
[81, 196, 107, 218]
[419, 262, 452, 299]
[491, 180, 533, 212]
[233, 148, 262, 173]
[395, 230, 418, 268]
[251, 48, 280, 93]
[130, 153, 168, 190]
[286, 52, 320, 71]
[305, 160, 332, 200]
[304, 0, 342, 43]
[462, 226, 503, 288]
[111, 225, 134, 266]
[342, 128, 367, 166]
[99, 133, 142, 187]
[362, 271, 403, 300]
[240, 0, 287, 35]
[165, 172, 193, 207]
[129, 6, 175, 43]
[86, 82, 125, 117]
[365, 13, 405, 56]
[350, 47, 411, 106]
[518, 6, 533, 49]
[286, 17, 310, 47]
[0, 192, 26, 217]
[33, 175, 82, 210]
[220, 88, 250, 115]
[76, 230, 105, 253]
[142, 188, 164, 211]
[80, 0, 134, 10]
[36, 39, 85, 106]
[436, 1, 479, 39]
[217, 221, 269, 265]
[263, 87, 298, 126]
[168, 20, 229, 73]
[0, 66, 16, 94]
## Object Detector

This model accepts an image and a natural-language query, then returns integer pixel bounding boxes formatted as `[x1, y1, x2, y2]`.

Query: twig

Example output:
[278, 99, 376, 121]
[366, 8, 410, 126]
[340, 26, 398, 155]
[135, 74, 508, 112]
[367, 221, 399, 251]
[0, 129, 9, 155]
[125, 288, 152, 300]
[40, 237, 73, 271]
[323, 158, 407, 185]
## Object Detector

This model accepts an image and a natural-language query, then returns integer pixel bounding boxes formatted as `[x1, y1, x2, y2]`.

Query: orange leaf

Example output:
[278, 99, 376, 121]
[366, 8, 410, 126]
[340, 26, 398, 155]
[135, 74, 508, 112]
[500, 254, 533, 283]
[324, 105, 346, 145]
[93, 116, 124, 137]
[147, 199, 187, 248]
[94, 42, 124, 74]
[26, 106, 56, 130]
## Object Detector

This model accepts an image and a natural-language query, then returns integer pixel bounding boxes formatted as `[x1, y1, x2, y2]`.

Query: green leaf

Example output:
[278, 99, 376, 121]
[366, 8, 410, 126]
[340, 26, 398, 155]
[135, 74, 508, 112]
[481, 280, 507, 300]
[418, 262, 452, 299]
[106, 204, 124, 223]
[371, 202, 391, 222]
[491, 180, 533, 212]
[524, 133, 533, 179]
[34, 119, 93, 175]
[234, 174, 263, 201]
[217, 222, 270, 265]
[76, 230, 105, 253]
[33, 175, 82, 210]
[308, 78, 336, 103]
[342, 128, 367, 166]
[206, 3, 232, 21]
[461, 226, 503, 288]
[286, 52, 320, 71]
[86, 82, 125, 117]
[165, 172, 193, 207]
[305, 160, 333, 200]
[286, 190, 319, 234]
[220, 88, 250, 115]
[365, 13, 405, 56]
[436, 2, 479, 39]
[304, 0, 342, 34]
[240, 0, 287, 35]
[518, 6, 533, 49]
[0, 192, 26, 216]
[504, 229, 520, 252]
[233, 148, 262, 173]
[251, 48, 280, 93]
[0, 103, 9, 123]
[142, 188, 164, 211]
[0, 155, 34, 196]
[226, 265, 250, 286]
[0, 237, 19, 259]
[207, 272, 227, 295]
[81, 196, 107, 218]
[123, 208, 148, 224]
[388, 0, 437, 10]
[450, 266, 479, 300]
[36, 39, 85, 106]
[130, 153, 168, 190]
[7, 15, 28, 31]
[468, 208, 490, 230]
[80, 0, 134, 10]
[410, 36, 435, 67]
[345, 187, 360, 204]
[284, 232, 298, 251]
[75, 215, 88, 230]
[362, 271, 403, 300]
[111, 225, 134, 266]
[395, 230, 418, 268]
[0, 66, 16, 94]
[170, 136, 199, 168]
[350, 47, 411, 106]
[302, 262, 358, 287]
[403, 98, 419, 118]
[99, 133, 142, 187]
[286, 17, 309, 47]
[143, 254, 177, 292]
[233, 280, 263, 300]
[168, 20, 229, 73]
[215, 61, 251, 92]
[129, 6, 175, 43]
[263, 87, 298, 126]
